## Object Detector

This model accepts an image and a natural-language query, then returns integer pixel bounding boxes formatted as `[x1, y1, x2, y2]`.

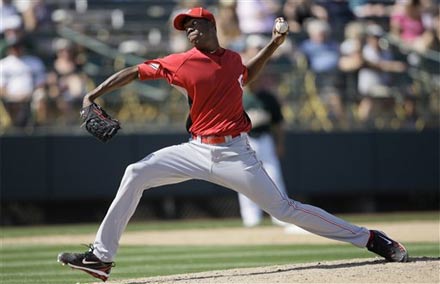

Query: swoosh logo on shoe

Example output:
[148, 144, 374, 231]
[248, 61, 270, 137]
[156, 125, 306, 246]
[378, 235, 392, 245]
[82, 259, 101, 265]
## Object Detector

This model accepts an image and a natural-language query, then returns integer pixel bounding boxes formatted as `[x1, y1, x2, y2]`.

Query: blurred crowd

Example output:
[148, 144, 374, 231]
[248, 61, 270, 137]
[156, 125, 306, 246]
[0, 0, 91, 130]
[0, 0, 439, 133]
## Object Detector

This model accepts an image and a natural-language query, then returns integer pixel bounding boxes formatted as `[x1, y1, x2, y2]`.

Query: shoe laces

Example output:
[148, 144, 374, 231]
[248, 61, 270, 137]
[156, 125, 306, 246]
[81, 243, 115, 267]
[81, 243, 95, 253]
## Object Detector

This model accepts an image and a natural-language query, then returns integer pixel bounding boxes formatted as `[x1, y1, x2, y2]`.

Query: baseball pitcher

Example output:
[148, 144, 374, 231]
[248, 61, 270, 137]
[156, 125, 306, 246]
[58, 7, 408, 282]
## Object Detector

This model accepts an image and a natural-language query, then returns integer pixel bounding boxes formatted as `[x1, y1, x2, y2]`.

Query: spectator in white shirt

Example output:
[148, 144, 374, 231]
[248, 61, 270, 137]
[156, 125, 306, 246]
[236, 0, 281, 35]
[0, 38, 46, 127]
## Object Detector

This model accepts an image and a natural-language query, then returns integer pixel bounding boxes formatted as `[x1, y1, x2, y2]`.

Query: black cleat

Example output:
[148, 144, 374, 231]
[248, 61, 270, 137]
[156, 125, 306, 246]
[57, 245, 114, 282]
[367, 230, 409, 262]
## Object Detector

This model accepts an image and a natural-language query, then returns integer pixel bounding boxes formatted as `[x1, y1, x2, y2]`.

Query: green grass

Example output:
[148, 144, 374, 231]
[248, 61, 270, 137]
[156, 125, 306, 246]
[1, 243, 438, 284]
[1, 212, 439, 284]
[1, 211, 438, 238]
[0, 219, 242, 238]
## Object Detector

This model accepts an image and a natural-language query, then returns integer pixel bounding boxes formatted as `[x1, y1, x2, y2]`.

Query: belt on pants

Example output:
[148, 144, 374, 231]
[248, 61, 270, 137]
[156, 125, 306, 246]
[192, 133, 241, 144]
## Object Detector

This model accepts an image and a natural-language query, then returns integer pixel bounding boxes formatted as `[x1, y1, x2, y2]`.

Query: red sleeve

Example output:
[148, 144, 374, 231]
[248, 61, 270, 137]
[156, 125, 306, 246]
[137, 53, 187, 84]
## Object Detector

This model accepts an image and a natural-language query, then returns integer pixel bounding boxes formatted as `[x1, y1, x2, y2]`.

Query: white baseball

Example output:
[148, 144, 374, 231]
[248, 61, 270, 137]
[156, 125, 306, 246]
[275, 20, 288, 34]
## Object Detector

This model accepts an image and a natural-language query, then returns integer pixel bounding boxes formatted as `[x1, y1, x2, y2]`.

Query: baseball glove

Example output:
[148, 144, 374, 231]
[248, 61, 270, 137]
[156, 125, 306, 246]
[80, 103, 121, 143]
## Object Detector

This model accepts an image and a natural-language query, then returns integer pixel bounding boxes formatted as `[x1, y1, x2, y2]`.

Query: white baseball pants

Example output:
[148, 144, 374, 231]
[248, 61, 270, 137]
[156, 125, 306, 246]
[238, 133, 289, 227]
[93, 134, 370, 262]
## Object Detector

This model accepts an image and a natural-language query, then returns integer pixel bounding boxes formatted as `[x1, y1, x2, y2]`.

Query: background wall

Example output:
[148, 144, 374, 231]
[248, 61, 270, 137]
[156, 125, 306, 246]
[1, 130, 438, 224]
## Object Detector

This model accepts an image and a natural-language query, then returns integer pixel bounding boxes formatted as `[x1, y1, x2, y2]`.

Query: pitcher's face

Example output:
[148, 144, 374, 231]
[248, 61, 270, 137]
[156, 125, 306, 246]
[183, 18, 216, 49]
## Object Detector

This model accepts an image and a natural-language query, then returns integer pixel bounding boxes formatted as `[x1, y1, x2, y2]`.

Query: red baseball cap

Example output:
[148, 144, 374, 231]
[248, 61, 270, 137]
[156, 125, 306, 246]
[173, 7, 216, 31]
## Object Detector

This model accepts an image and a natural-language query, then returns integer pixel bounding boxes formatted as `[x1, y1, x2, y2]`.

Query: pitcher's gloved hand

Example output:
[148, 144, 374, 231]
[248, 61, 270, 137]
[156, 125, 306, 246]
[80, 103, 121, 143]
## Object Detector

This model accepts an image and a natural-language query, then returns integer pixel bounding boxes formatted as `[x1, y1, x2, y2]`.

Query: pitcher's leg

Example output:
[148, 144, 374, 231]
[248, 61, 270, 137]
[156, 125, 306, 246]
[93, 163, 145, 262]
[256, 136, 291, 226]
[273, 199, 370, 246]
[212, 145, 370, 247]
[240, 171, 369, 246]
[94, 143, 207, 261]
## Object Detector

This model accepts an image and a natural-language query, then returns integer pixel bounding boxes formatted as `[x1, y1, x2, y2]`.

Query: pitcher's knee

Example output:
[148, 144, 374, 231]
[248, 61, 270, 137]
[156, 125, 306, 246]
[265, 199, 297, 222]
[122, 163, 151, 188]
[124, 163, 142, 179]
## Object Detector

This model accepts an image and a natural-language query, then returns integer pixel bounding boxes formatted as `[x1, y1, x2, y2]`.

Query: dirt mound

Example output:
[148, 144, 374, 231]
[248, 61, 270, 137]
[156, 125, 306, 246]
[92, 221, 438, 284]
[100, 257, 440, 284]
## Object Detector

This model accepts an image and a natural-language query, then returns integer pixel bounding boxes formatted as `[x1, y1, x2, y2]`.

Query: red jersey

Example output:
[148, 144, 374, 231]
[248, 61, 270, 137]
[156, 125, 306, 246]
[137, 47, 251, 136]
